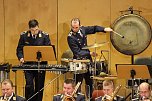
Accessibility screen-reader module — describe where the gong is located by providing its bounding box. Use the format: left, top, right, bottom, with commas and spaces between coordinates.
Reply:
111, 14, 152, 55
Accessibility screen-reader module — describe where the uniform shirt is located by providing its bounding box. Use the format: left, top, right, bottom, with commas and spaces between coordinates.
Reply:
67, 26, 105, 60
16, 30, 51, 60
53, 93, 85, 101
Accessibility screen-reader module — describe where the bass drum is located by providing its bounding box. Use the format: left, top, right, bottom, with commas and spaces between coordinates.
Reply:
111, 14, 152, 55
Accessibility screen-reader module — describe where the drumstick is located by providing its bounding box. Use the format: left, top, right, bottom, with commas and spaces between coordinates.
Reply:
112, 31, 124, 38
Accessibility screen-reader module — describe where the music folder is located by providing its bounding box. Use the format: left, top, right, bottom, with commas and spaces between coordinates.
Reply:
116, 64, 151, 79
23, 46, 56, 62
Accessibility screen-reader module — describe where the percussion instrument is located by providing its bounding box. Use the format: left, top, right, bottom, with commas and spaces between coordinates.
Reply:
111, 14, 152, 55
82, 42, 109, 49
69, 62, 88, 74
61, 58, 90, 74
12, 64, 68, 74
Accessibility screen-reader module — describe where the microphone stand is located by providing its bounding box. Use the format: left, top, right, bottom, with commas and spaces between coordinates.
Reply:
27, 74, 62, 101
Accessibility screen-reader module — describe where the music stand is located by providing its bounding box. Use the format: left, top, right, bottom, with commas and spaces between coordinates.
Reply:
23, 46, 56, 62
116, 64, 151, 100
116, 64, 151, 79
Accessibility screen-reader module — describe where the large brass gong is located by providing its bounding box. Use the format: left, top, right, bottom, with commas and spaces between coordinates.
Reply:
111, 14, 152, 55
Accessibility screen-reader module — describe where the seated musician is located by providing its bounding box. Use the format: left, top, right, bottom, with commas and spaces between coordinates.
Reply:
53, 78, 85, 101
95, 80, 124, 101
0, 79, 26, 101
138, 82, 152, 101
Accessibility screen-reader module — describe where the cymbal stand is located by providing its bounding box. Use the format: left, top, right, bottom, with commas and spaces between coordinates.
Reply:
93, 38, 97, 76
99, 50, 108, 74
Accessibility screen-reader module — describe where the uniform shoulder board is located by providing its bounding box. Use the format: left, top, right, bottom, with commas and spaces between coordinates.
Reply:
77, 92, 85, 95
42, 31, 49, 35
116, 95, 124, 98
95, 96, 102, 100
53, 93, 62, 96
20, 31, 27, 35
68, 32, 73, 36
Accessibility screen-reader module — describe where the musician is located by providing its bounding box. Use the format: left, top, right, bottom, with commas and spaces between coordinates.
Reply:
95, 80, 124, 101
53, 78, 85, 101
16, 19, 51, 101
0, 79, 26, 101
138, 82, 151, 100
67, 18, 113, 100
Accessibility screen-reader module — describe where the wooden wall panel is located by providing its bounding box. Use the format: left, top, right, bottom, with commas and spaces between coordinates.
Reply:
0, 0, 4, 62
0, 0, 152, 100
3, 0, 58, 100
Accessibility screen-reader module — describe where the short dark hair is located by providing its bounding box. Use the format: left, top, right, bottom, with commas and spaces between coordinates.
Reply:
28, 19, 39, 28
64, 78, 75, 87
1, 79, 13, 88
71, 18, 80, 26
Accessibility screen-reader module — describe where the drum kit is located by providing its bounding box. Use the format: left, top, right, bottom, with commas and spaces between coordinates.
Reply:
61, 41, 110, 75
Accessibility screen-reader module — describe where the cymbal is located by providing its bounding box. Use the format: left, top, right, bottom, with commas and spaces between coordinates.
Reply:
61, 58, 90, 62
82, 42, 109, 49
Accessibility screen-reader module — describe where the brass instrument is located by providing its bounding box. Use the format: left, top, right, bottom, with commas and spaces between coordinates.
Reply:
62, 82, 81, 101
0, 94, 8, 101
102, 85, 122, 101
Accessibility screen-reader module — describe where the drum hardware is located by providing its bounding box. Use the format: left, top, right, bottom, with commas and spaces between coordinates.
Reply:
82, 41, 109, 76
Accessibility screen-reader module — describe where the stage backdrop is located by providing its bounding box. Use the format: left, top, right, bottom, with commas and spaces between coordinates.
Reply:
0, 0, 152, 100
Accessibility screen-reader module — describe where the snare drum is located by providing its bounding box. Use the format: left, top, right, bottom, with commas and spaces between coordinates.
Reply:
69, 62, 88, 74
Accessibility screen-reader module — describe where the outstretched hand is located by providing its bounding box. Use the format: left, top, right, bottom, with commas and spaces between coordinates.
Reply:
104, 27, 113, 32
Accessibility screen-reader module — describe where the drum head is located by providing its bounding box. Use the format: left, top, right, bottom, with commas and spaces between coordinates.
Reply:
111, 14, 152, 55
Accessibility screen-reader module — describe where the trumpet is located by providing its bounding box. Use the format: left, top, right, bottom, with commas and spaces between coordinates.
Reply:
62, 82, 81, 101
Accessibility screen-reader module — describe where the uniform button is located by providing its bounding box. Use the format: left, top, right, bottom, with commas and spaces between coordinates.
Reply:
77, 39, 79, 40
79, 41, 81, 43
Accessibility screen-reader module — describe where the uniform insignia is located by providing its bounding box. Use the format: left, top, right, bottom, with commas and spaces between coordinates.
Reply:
39, 33, 42, 37
27, 32, 30, 37
68, 32, 73, 36
25, 42, 29, 44
20, 31, 27, 35
42, 31, 48, 35
13, 96, 16, 101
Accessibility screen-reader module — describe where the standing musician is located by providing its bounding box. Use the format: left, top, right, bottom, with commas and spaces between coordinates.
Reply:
53, 78, 85, 101
0, 79, 26, 101
138, 82, 152, 101
95, 80, 124, 101
16, 19, 51, 101
67, 18, 113, 100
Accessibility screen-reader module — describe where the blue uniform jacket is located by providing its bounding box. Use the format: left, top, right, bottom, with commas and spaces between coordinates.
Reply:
67, 26, 105, 60
16, 30, 51, 60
